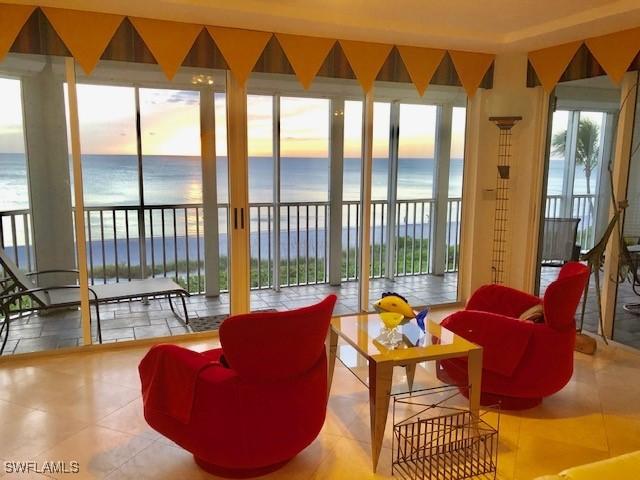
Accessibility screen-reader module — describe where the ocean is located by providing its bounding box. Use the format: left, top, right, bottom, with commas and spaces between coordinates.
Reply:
0, 153, 597, 212
0, 153, 467, 210
0, 153, 597, 267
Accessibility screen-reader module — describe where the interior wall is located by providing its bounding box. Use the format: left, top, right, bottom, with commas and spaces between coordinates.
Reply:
460, 53, 549, 299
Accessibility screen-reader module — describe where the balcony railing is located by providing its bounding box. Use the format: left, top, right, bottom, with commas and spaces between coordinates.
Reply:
0, 209, 34, 272
545, 194, 597, 250
1, 197, 462, 294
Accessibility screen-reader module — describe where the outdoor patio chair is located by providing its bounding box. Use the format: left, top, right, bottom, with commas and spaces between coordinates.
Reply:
0, 246, 188, 354
541, 217, 580, 265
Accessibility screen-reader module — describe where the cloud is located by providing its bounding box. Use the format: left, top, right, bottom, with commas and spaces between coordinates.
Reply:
165, 90, 199, 105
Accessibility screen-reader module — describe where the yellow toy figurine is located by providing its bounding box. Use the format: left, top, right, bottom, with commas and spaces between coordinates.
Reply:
373, 292, 428, 332
373, 292, 415, 319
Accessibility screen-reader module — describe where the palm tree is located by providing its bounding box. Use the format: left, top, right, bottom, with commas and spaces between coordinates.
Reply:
551, 117, 600, 213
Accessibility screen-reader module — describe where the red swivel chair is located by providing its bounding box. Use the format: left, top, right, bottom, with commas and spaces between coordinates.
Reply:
438, 262, 589, 409
138, 295, 337, 478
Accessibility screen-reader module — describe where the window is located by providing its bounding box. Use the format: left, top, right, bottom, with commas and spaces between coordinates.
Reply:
449, 107, 466, 198
247, 94, 273, 204
0, 78, 28, 211
75, 84, 138, 206
280, 96, 330, 202
140, 88, 201, 206
397, 104, 437, 200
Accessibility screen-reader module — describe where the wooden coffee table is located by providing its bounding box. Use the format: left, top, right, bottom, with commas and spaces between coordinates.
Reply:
326, 312, 483, 471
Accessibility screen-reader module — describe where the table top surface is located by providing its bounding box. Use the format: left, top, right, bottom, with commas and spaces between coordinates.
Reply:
330, 312, 479, 364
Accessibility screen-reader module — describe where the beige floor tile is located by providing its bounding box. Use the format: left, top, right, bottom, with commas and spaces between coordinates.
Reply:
33, 426, 154, 480
95, 398, 159, 440
603, 415, 640, 457
0, 400, 88, 459
3, 327, 640, 480
311, 437, 393, 479
519, 412, 609, 454
1, 468, 56, 480
514, 435, 610, 480
0, 366, 88, 408
30, 381, 140, 423
105, 441, 215, 480
38, 354, 142, 390
256, 431, 340, 480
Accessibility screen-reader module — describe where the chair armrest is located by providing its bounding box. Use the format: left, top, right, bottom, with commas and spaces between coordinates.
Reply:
442, 310, 536, 377
26, 269, 80, 279
139, 344, 233, 424
0, 285, 99, 305
466, 284, 541, 318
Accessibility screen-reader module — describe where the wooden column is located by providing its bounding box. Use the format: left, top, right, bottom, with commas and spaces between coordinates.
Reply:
601, 71, 639, 338
226, 72, 251, 314
65, 58, 91, 346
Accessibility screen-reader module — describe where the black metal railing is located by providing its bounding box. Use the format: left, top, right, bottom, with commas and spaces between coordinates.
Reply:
0, 209, 34, 272
1, 197, 462, 294
545, 194, 597, 251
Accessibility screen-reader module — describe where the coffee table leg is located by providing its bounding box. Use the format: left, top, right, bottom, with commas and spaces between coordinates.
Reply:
404, 363, 416, 392
326, 327, 338, 399
467, 347, 483, 418
369, 360, 393, 472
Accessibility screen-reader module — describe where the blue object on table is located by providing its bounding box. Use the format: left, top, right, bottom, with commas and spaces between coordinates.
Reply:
415, 308, 428, 333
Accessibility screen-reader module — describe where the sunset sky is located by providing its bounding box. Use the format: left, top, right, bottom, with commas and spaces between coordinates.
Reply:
0, 79, 467, 159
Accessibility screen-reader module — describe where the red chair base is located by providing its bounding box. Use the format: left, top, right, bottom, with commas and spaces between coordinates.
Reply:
479, 392, 542, 410
194, 456, 290, 478
436, 361, 542, 410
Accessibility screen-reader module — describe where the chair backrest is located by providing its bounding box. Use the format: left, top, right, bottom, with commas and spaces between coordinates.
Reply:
0, 246, 48, 306
543, 262, 590, 331
219, 295, 337, 381
542, 218, 580, 263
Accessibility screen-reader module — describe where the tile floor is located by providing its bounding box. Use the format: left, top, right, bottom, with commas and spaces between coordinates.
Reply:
1, 308, 640, 479
2, 274, 458, 356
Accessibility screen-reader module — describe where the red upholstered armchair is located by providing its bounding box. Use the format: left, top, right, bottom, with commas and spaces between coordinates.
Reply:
438, 262, 589, 409
138, 295, 337, 478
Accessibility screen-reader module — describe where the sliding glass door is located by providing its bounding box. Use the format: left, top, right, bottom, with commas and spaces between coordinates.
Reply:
0, 54, 86, 354
365, 99, 463, 311
536, 77, 620, 335
247, 94, 331, 310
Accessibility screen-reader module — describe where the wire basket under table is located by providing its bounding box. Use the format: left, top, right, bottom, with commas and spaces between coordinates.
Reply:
392, 388, 499, 480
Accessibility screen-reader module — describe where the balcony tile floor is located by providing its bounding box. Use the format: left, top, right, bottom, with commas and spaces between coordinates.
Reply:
2, 274, 458, 356
1, 309, 640, 479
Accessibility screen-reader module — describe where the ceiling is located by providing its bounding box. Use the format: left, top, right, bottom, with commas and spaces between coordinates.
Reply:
14, 0, 640, 52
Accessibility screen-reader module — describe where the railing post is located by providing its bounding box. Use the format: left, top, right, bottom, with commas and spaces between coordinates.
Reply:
385, 102, 400, 279
432, 104, 453, 275
329, 97, 345, 286
200, 85, 220, 296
